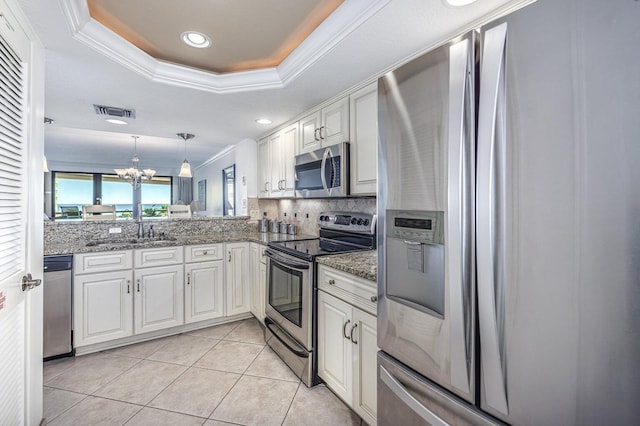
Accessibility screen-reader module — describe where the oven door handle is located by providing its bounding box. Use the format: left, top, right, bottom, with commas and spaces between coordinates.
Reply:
264, 249, 310, 270
265, 317, 309, 358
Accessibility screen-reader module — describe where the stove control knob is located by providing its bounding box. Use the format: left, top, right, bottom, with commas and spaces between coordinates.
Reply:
363, 219, 370, 226
351, 218, 358, 225
320, 215, 326, 221
357, 218, 364, 225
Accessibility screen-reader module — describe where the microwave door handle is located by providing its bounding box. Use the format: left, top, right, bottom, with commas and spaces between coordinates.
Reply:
320, 148, 330, 194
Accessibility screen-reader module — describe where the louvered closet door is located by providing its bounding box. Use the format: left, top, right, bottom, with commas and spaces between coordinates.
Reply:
0, 1, 42, 424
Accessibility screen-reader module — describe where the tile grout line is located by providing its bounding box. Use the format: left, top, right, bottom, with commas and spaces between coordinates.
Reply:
280, 381, 303, 426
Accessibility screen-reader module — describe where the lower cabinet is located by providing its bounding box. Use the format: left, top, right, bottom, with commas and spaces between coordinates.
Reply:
317, 266, 378, 425
226, 242, 250, 316
74, 269, 134, 346
184, 260, 225, 324
134, 264, 184, 334
249, 243, 266, 323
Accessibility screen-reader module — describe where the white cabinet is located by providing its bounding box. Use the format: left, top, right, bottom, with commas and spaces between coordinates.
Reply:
185, 244, 225, 324
257, 137, 271, 197
317, 265, 377, 425
226, 242, 250, 316
299, 97, 349, 154
134, 264, 184, 333
349, 82, 378, 195
249, 243, 267, 323
74, 268, 133, 346
258, 123, 297, 198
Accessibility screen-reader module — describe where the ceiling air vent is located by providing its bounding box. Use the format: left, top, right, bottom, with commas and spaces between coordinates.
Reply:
93, 104, 136, 119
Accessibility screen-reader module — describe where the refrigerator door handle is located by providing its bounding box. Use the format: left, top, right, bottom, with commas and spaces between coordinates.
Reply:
447, 35, 474, 397
476, 22, 509, 415
380, 365, 448, 426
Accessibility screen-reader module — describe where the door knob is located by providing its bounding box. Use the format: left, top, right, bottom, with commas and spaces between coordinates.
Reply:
21, 273, 42, 291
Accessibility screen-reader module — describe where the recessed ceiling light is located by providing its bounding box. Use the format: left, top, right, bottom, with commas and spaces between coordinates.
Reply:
181, 31, 212, 48
255, 118, 272, 125
444, 0, 478, 6
106, 118, 128, 125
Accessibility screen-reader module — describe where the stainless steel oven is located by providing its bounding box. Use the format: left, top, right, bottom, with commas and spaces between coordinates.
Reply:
264, 247, 315, 386
264, 211, 376, 388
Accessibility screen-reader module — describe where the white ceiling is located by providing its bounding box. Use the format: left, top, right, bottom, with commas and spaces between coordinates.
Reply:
16, 0, 529, 176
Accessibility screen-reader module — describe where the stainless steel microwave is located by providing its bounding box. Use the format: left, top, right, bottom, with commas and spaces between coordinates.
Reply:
294, 142, 349, 198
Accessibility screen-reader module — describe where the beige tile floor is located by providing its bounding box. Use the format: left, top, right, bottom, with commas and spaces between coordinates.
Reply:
43, 318, 364, 426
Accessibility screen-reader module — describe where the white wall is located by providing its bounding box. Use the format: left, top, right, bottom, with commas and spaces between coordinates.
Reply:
193, 139, 257, 216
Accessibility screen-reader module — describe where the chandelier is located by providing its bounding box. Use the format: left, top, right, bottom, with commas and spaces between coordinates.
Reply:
114, 135, 156, 188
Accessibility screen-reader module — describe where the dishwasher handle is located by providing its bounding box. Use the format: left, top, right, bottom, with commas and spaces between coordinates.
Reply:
44, 255, 73, 272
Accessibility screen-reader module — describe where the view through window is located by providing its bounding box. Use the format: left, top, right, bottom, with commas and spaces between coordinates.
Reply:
53, 172, 172, 219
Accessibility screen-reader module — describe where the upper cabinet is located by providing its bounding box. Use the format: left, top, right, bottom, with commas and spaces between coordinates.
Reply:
349, 82, 378, 195
257, 122, 298, 199
299, 97, 349, 154
257, 80, 378, 198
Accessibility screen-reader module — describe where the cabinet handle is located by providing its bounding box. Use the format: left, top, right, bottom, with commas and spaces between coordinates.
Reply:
127, 279, 131, 294
371, 295, 378, 302
328, 279, 336, 285
319, 126, 325, 140
187, 273, 190, 285
350, 323, 359, 344
343, 319, 351, 339
136, 279, 140, 292
314, 128, 320, 141
228, 251, 231, 262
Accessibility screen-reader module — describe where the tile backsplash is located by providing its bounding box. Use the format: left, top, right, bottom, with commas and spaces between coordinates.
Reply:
251, 197, 377, 236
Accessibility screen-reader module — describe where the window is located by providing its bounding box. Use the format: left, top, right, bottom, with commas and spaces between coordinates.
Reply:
53, 173, 94, 218
141, 177, 171, 217
222, 165, 235, 216
51, 172, 172, 219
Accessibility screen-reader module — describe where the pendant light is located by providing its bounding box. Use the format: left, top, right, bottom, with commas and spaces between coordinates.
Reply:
177, 133, 194, 178
114, 135, 156, 188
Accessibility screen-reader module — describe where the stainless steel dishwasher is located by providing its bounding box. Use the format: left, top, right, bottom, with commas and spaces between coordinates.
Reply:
43, 254, 73, 360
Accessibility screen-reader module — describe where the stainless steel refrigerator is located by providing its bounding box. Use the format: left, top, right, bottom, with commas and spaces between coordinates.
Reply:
376, 0, 640, 424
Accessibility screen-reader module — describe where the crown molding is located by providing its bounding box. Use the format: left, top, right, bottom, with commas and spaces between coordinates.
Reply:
58, 0, 391, 94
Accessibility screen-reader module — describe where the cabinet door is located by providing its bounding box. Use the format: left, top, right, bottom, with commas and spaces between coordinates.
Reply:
257, 137, 271, 197
249, 243, 266, 323
269, 131, 284, 197
185, 261, 224, 324
317, 290, 353, 405
281, 122, 298, 196
74, 270, 133, 347
349, 82, 378, 195
299, 111, 321, 153
134, 265, 184, 334
226, 242, 250, 316
353, 308, 378, 425
321, 97, 349, 146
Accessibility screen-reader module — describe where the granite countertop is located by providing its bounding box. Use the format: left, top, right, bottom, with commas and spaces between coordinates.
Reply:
44, 231, 315, 256
316, 250, 377, 282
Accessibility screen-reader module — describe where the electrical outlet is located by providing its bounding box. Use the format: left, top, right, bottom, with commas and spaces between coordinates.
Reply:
108, 227, 122, 234
250, 210, 260, 219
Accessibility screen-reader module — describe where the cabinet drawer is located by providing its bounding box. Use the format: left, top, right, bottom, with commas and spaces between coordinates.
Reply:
134, 246, 183, 268
185, 244, 223, 263
75, 250, 132, 274
318, 265, 377, 315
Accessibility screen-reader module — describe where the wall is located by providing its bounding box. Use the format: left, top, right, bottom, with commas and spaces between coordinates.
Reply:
254, 197, 377, 236
192, 139, 258, 217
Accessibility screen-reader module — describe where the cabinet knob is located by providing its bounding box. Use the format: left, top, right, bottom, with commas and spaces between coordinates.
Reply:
371, 295, 378, 303
329, 279, 336, 285
203, 251, 208, 255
